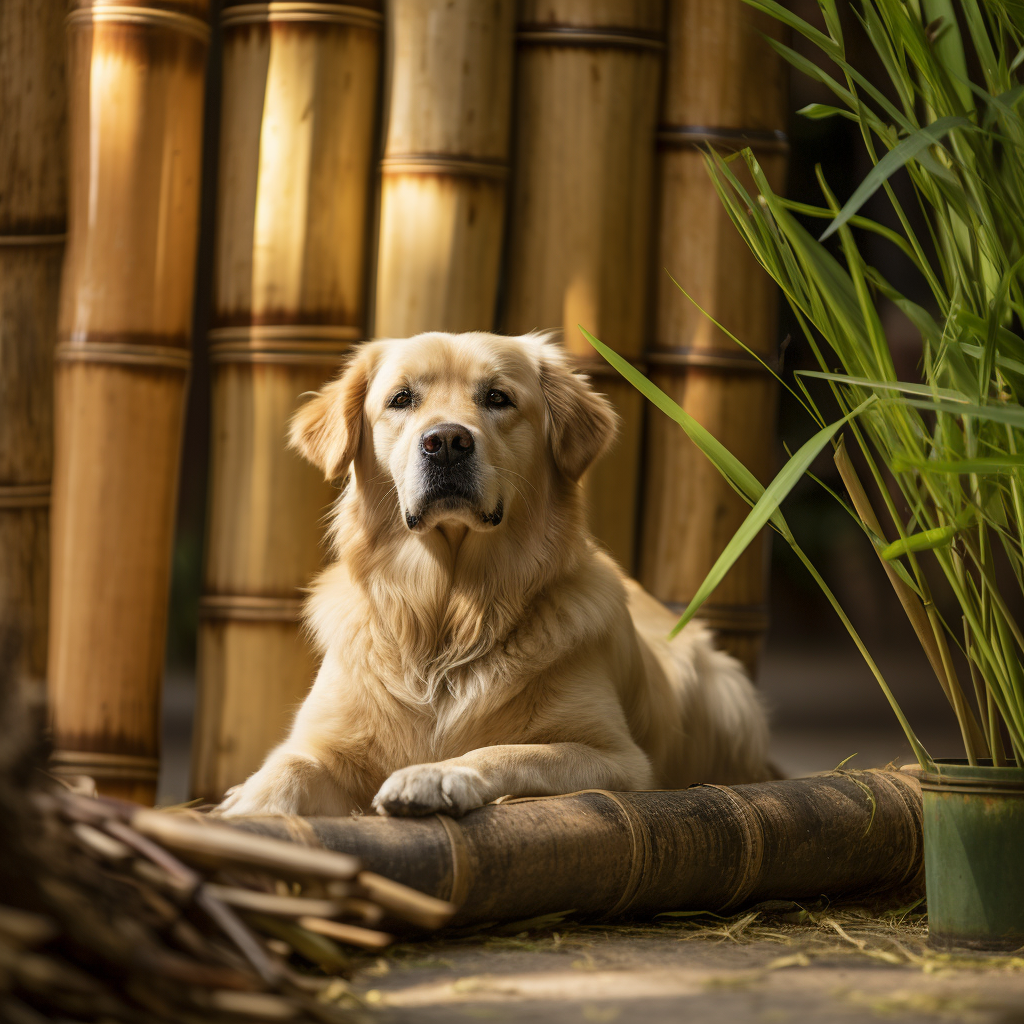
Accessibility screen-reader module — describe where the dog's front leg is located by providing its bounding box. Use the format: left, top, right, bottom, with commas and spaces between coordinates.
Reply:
215, 746, 366, 818
372, 741, 653, 817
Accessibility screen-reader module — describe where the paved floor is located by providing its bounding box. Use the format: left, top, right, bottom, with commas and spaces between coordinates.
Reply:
346, 912, 1024, 1024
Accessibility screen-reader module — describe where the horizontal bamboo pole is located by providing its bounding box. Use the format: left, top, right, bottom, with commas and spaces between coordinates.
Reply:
503, 0, 665, 571
192, 1, 383, 801
374, 0, 514, 336
48, 1, 209, 804
229, 771, 923, 927
640, 0, 788, 675
0, 2, 66, 680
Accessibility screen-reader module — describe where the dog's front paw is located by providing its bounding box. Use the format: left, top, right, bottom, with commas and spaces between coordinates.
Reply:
372, 764, 489, 817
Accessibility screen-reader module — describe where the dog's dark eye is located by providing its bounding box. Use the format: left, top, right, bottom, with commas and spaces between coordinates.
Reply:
485, 389, 513, 408
389, 389, 413, 409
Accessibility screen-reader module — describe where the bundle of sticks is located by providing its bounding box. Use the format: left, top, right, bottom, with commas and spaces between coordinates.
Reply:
0, 637, 453, 1023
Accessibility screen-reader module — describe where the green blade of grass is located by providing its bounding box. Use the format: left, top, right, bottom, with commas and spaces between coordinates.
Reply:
820, 115, 977, 240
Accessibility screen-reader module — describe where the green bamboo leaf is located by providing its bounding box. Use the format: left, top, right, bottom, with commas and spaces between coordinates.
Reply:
891, 455, 1024, 474
798, 369, 965, 403
881, 524, 958, 560
820, 115, 977, 241
895, 396, 1024, 428
670, 402, 871, 638
578, 327, 780, 524
797, 102, 858, 121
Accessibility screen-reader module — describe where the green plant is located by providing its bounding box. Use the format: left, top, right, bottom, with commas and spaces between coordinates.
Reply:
585, 0, 1024, 768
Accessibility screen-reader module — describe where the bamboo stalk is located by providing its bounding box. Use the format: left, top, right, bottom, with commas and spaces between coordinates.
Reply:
0, 2, 66, 681
230, 771, 925, 927
192, 0, 383, 800
48, 0, 209, 805
295, 916, 392, 950
374, 0, 515, 336
639, 0, 788, 675
502, 0, 665, 571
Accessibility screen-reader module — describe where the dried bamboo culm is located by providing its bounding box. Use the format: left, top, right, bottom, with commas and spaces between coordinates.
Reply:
192, 1, 383, 801
231, 770, 924, 927
502, 0, 664, 571
0, 637, 452, 1023
0, 3, 66, 683
48, 1, 209, 804
374, 0, 515, 336
639, 0, 788, 675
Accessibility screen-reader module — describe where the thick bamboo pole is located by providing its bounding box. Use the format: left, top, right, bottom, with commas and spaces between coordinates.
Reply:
374, 0, 515, 336
0, 3, 66, 681
48, 1, 209, 804
191, 1, 383, 801
230, 771, 923, 926
502, 0, 664, 571
640, 1, 788, 675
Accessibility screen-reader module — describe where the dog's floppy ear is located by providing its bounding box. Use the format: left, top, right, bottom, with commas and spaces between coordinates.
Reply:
537, 343, 618, 481
289, 343, 380, 481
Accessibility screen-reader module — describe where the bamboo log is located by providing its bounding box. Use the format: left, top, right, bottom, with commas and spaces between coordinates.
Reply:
639, 0, 788, 675
374, 0, 515, 336
192, 1, 383, 801
0, 3, 66, 680
229, 771, 924, 926
502, 0, 664, 571
48, 1, 209, 804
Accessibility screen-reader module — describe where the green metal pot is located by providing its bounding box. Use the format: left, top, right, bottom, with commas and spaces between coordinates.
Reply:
908, 759, 1024, 951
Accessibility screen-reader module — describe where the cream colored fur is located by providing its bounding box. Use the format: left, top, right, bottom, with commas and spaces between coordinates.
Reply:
217, 331, 772, 819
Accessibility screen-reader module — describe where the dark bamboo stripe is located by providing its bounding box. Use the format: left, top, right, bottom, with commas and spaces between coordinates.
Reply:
66, 5, 211, 42
0, 233, 66, 247
380, 155, 509, 180
517, 25, 665, 52
200, 595, 305, 622
222, 2, 383, 29
50, 750, 161, 783
55, 342, 191, 371
657, 125, 789, 154
647, 348, 774, 374
0, 483, 50, 510
663, 602, 770, 633
208, 325, 357, 365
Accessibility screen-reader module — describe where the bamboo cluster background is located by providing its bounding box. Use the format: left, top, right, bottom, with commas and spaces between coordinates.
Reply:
25, 0, 787, 802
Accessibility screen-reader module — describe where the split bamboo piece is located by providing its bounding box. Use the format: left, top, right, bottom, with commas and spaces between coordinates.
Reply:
639, 0, 788, 675
192, 0, 383, 801
231, 770, 924, 927
48, 0, 209, 804
502, 0, 665, 571
374, 0, 515, 336
0, 3, 66, 681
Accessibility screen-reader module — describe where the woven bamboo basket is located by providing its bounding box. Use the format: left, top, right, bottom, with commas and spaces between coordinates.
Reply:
191, 0, 383, 801
502, 0, 664, 571
639, 0, 788, 675
374, 0, 515, 336
47, 0, 208, 804
0, 2, 66, 682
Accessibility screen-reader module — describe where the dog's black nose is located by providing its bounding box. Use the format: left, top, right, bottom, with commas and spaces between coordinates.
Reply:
420, 423, 475, 465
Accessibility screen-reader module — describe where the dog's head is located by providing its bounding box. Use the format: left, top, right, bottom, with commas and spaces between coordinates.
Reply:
289, 332, 618, 535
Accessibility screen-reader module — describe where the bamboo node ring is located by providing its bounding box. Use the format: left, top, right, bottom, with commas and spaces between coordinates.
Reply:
696, 784, 765, 912
581, 790, 653, 919
663, 602, 770, 635
56, 342, 191, 372
221, 3, 384, 29
209, 325, 359, 365
66, 6, 211, 43
199, 595, 306, 623
380, 155, 509, 180
50, 750, 161, 784
0, 483, 51, 510
657, 125, 789, 155
646, 347, 777, 374
0, 233, 66, 247
516, 25, 665, 52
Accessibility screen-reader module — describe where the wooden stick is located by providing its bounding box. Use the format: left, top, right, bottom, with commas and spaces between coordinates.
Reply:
131, 809, 360, 882
296, 916, 392, 951
202, 884, 344, 920
355, 871, 456, 930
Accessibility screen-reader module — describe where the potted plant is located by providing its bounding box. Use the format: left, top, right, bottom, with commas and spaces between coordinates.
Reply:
585, 0, 1024, 950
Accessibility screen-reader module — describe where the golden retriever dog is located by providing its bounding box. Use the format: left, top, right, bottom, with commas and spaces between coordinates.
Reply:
217, 331, 772, 818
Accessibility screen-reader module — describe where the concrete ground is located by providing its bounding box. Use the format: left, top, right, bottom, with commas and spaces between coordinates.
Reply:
345, 911, 1024, 1024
